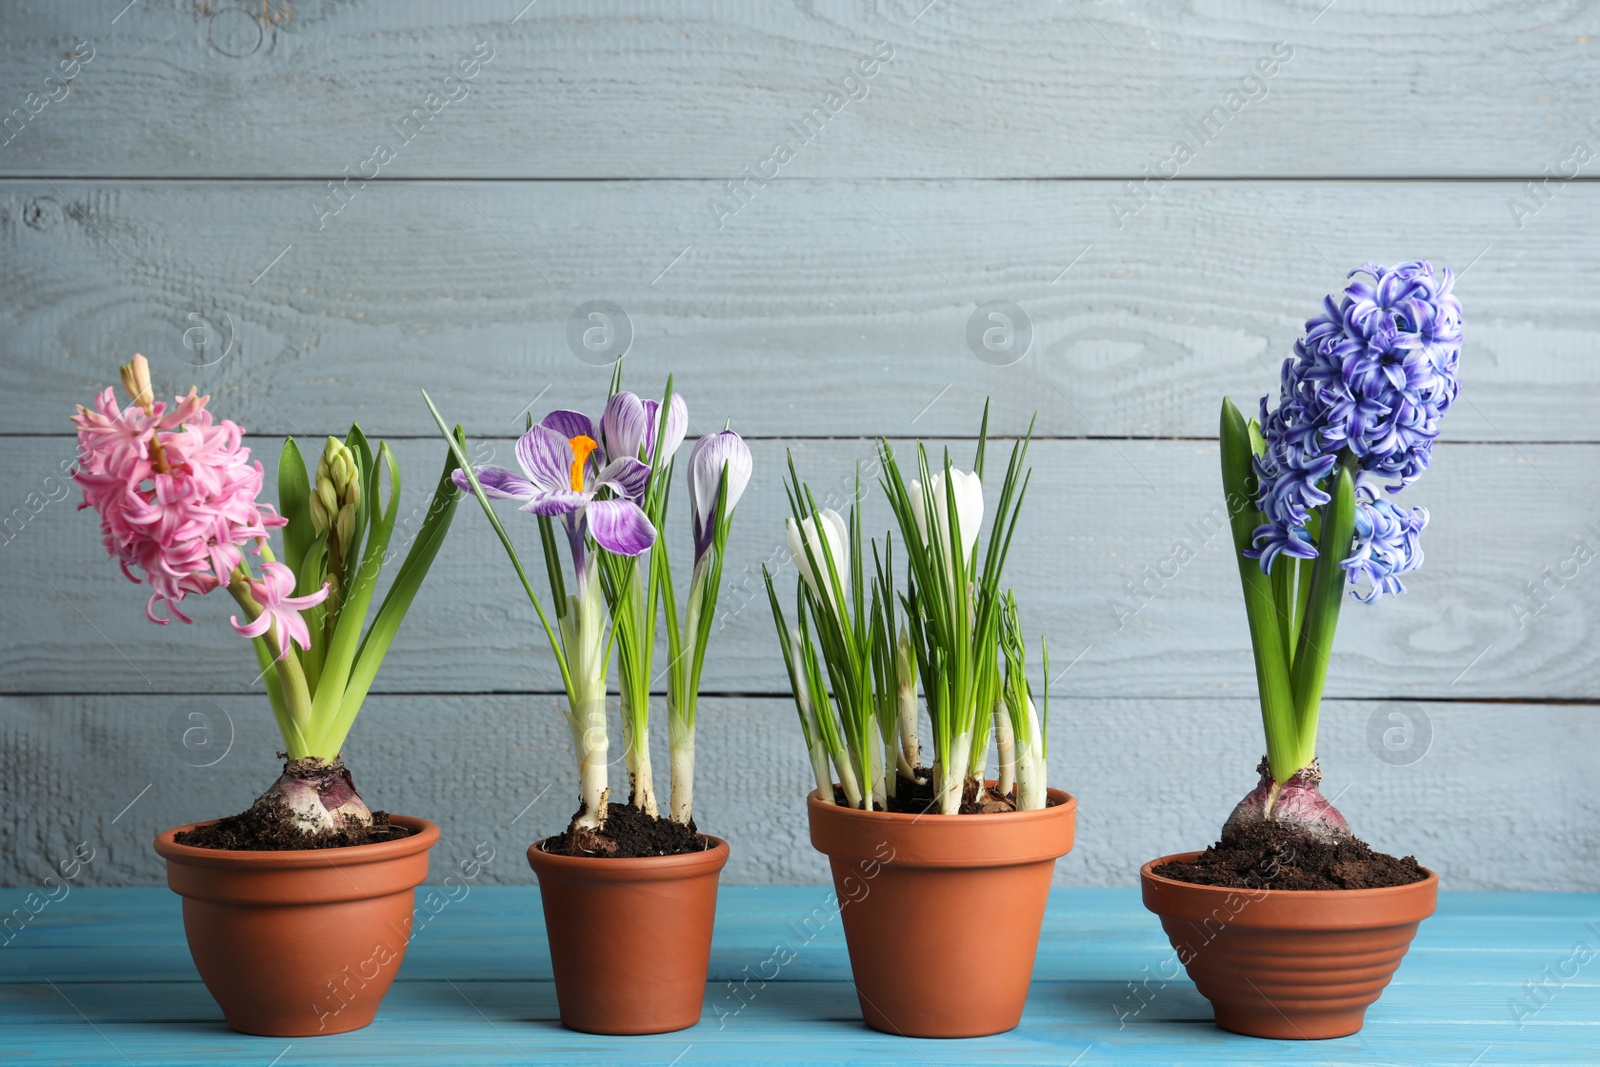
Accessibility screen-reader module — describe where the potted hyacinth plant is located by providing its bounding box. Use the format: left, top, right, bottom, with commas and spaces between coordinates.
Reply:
424, 373, 750, 1035
1141, 261, 1457, 1040
74, 356, 462, 1037
763, 405, 1076, 1039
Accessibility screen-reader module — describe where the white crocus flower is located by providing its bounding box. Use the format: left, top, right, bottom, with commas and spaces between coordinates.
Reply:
786, 509, 849, 608
909, 468, 984, 572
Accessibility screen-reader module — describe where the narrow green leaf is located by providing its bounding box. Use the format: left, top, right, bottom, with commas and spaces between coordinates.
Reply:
295, 531, 330, 690
307, 437, 400, 753
537, 515, 569, 614
1289, 463, 1357, 764
1221, 397, 1299, 782
421, 389, 574, 697
318, 435, 465, 755
278, 438, 312, 581
342, 424, 376, 600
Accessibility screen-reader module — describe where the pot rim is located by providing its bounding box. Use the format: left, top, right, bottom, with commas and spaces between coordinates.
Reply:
808, 787, 1076, 868
804, 786, 1076, 825
153, 814, 439, 869
526, 834, 730, 875
1140, 850, 1438, 900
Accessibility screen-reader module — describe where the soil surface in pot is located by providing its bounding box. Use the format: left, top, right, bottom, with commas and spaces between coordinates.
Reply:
1153, 821, 1427, 890
541, 802, 712, 858
174, 804, 408, 851
830, 767, 1065, 815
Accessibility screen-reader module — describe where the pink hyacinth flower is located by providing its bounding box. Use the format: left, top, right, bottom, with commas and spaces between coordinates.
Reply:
230, 562, 329, 660
72, 382, 285, 624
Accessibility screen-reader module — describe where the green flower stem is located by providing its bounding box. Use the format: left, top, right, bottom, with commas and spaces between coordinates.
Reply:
1290, 462, 1357, 759
227, 568, 314, 758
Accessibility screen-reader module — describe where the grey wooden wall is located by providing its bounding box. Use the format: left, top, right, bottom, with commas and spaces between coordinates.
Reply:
1, 0, 1596, 890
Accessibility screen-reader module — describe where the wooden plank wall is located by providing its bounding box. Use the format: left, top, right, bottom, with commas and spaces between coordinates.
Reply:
1, 1, 1595, 889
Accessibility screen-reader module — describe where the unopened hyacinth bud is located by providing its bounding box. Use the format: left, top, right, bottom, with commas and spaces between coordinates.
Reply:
119, 354, 155, 414
312, 437, 361, 550
313, 437, 361, 616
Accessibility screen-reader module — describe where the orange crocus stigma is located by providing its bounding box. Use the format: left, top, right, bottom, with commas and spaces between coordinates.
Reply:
568, 435, 599, 491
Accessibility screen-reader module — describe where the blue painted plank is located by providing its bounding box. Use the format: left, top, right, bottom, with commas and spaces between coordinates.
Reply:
5, 888, 1599, 983
2, 179, 1594, 442
0, 888, 1594, 1065
1, 981, 1595, 1066
0, 1, 1593, 180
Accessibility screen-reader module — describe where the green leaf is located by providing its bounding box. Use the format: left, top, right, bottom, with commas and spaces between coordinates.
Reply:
973, 398, 990, 482
306, 437, 400, 755
278, 438, 312, 580
1040, 635, 1050, 757
343, 424, 376, 599
686, 462, 734, 713
318, 435, 465, 755
295, 531, 330, 690
537, 515, 568, 616
421, 389, 574, 698
1289, 462, 1357, 764
250, 632, 306, 758
1220, 397, 1299, 782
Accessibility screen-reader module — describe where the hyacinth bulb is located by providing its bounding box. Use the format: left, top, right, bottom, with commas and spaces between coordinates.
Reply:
253, 756, 373, 835
1223, 758, 1351, 844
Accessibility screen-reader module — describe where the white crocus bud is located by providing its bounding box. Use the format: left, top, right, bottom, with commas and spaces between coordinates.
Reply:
786, 508, 849, 609
908, 468, 983, 574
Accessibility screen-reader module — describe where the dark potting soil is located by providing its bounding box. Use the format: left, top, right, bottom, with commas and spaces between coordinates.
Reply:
830, 768, 1063, 815
540, 802, 712, 858
173, 803, 408, 851
1153, 820, 1428, 891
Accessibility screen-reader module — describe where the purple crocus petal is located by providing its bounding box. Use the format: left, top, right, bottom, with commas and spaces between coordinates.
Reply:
594, 455, 651, 501
688, 430, 752, 559
452, 465, 537, 500
540, 409, 596, 444
515, 425, 577, 494
587, 497, 657, 556
520, 488, 589, 517
561, 512, 589, 576
599, 392, 649, 461
655, 393, 689, 463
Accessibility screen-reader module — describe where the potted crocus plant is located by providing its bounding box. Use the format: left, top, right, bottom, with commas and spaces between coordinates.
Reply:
763, 405, 1076, 1038
73, 357, 462, 1036
425, 375, 750, 1035
1141, 261, 1458, 1039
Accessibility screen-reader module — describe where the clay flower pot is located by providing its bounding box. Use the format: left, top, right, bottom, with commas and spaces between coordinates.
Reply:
526, 836, 730, 1035
153, 815, 439, 1037
806, 787, 1077, 1038
1140, 852, 1438, 1039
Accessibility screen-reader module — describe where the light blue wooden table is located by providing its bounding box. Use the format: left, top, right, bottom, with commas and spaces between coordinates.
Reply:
2, 886, 1594, 1065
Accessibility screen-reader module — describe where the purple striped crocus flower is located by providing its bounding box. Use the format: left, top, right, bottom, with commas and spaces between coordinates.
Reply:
452, 409, 657, 563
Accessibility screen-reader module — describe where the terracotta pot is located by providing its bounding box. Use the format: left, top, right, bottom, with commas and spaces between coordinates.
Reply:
153, 815, 439, 1037
806, 787, 1077, 1038
1140, 852, 1438, 1039
526, 836, 730, 1034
